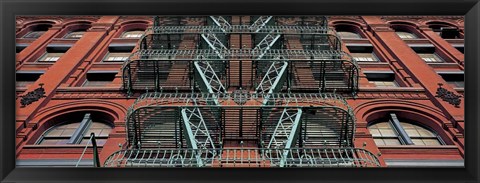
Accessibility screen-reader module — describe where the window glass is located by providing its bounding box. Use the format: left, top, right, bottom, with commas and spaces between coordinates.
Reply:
37, 119, 113, 146
38, 122, 81, 145
337, 31, 361, 39
383, 138, 402, 145
369, 120, 444, 146
369, 81, 398, 87
23, 31, 46, 39
418, 53, 444, 63
351, 53, 379, 62
16, 73, 43, 88
121, 30, 144, 38
64, 31, 85, 39
82, 72, 117, 87
447, 81, 464, 88
396, 31, 417, 39
38, 53, 64, 62
84, 122, 112, 138
402, 121, 442, 146
368, 122, 402, 146
103, 52, 130, 62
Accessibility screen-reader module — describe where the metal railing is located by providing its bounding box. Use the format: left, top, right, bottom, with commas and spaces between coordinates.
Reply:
127, 92, 353, 115
149, 25, 333, 35
104, 147, 380, 168
126, 49, 354, 61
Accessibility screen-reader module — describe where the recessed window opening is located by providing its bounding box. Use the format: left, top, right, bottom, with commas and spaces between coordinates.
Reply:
83, 72, 117, 87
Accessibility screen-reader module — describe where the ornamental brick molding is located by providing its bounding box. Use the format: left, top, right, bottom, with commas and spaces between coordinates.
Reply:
435, 83, 462, 108
20, 83, 46, 107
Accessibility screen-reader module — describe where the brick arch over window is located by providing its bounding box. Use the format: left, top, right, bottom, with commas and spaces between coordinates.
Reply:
32, 111, 114, 145
425, 21, 464, 39
331, 21, 366, 39
114, 20, 151, 38
426, 21, 458, 28
16, 21, 56, 38
354, 100, 455, 145
28, 100, 128, 144
57, 21, 94, 38
388, 21, 424, 39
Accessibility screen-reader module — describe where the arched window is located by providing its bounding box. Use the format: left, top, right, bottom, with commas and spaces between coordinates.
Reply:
64, 30, 86, 39
22, 24, 52, 39
23, 31, 47, 39
368, 122, 402, 145
367, 113, 443, 146
121, 30, 145, 38
36, 113, 113, 146
428, 23, 462, 39
400, 122, 442, 146
334, 23, 363, 39
337, 31, 362, 39
395, 31, 417, 39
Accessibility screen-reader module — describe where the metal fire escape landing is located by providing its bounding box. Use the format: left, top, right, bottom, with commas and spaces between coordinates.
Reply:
123, 46, 358, 94
125, 92, 355, 149
104, 147, 380, 167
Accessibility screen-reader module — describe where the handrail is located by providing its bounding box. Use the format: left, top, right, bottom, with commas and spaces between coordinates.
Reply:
126, 49, 354, 61
148, 25, 335, 35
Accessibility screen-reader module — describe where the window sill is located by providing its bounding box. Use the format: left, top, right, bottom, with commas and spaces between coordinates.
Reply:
377, 145, 462, 156
358, 62, 389, 66
23, 144, 104, 148
427, 62, 462, 69
56, 86, 122, 91
378, 145, 458, 149
378, 145, 461, 158
97, 61, 126, 64
359, 87, 425, 92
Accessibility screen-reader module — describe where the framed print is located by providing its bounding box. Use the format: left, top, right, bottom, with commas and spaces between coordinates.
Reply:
1, 0, 479, 183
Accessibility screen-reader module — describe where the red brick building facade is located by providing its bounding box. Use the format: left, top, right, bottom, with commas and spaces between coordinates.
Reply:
15, 16, 464, 167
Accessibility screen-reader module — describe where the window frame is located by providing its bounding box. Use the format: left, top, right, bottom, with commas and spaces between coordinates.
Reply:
368, 113, 445, 146
35, 113, 113, 146
351, 52, 380, 62
368, 121, 404, 146
121, 30, 145, 38
37, 52, 64, 62
395, 31, 418, 39
364, 72, 399, 87
82, 72, 117, 87
102, 52, 131, 62
337, 31, 362, 39
417, 53, 444, 63
438, 73, 465, 88
16, 72, 44, 88
22, 31, 47, 39
368, 80, 399, 87
63, 31, 86, 39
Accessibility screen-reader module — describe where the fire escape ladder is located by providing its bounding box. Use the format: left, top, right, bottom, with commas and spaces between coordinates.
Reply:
201, 32, 228, 59
209, 16, 231, 32
181, 107, 217, 150
254, 33, 281, 60
255, 61, 288, 105
181, 106, 218, 167
250, 16, 273, 32
198, 18, 229, 93
193, 56, 225, 106
266, 108, 303, 167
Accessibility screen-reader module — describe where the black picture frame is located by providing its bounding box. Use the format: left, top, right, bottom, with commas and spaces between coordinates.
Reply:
1, 0, 479, 182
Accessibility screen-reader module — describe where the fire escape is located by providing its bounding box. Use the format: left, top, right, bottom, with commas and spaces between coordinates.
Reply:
106, 16, 378, 167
